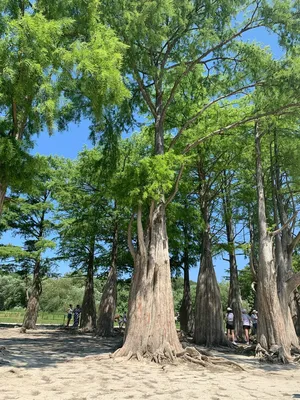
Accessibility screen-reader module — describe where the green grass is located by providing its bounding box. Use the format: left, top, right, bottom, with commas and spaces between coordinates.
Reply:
0, 311, 65, 325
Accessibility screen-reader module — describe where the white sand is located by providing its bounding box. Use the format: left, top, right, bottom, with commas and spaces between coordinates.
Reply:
0, 327, 299, 400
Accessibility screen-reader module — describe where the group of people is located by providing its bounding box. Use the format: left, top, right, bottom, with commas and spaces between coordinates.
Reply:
226, 307, 258, 345
66, 304, 81, 328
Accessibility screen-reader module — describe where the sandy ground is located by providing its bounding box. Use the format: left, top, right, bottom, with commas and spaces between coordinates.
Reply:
0, 327, 300, 400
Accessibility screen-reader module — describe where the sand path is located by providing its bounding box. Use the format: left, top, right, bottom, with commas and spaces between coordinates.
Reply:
0, 327, 299, 400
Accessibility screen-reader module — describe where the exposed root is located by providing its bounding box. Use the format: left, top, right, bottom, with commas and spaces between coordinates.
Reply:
255, 343, 290, 364
125, 351, 133, 361
184, 354, 207, 367
209, 359, 246, 371
110, 343, 245, 370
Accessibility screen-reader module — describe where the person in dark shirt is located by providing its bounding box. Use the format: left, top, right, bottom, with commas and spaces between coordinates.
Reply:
73, 305, 81, 328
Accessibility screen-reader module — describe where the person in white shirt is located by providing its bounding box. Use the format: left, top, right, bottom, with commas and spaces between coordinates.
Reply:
226, 307, 236, 344
66, 304, 73, 327
242, 309, 252, 344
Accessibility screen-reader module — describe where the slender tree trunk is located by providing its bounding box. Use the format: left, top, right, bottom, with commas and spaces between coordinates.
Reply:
194, 158, 227, 346
194, 228, 227, 346
179, 247, 194, 335
255, 124, 291, 358
248, 212, 258, 309
228, 251, 243, 339
22, 260, 42, 329
117, 202, 182, 358
222, 172, 243, 339
80, 240, 96, 330
291, 291, 300, 337
0, 183, 7, 216
97, 220, 118, 336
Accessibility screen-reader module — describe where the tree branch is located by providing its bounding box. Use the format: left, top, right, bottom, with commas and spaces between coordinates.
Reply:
183, 102, 300, 154
127, 214, 136, 261
166, 164, 185, 206
286, 272, 300, 296
162, 5, 263, 119
288, 231, 300, 253
169, 81, 263, 150
145, 200, 155, 249
133, 69, 157, 117
165, 56, 245, 71
271, 212, 298, 236
137, 204, 147, 257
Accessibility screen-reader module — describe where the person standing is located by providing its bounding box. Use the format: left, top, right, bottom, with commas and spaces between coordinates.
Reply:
242, 309, 252, 344
73, 305, 81, 328
119, 312, 127, 329
250, 310, 258, 335
66, 304, 73, 327
226, 307, 236, 344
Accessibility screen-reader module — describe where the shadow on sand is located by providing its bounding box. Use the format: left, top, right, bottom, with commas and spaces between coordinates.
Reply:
0, 326, 123, 369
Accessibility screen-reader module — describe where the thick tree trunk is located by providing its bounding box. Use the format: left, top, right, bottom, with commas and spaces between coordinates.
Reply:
0, 183, 7, 216
271, 131, 299, 347
255, 125, 291, 358
80, 242, 96, 330
117, 203, 182, 358
22, 260, 42, 329
97, 221, 118, 336
194, 229, 227, 346
179, 248, 194, 335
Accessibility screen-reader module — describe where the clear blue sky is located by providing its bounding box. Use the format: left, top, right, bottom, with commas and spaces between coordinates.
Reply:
2, 26, 283, 282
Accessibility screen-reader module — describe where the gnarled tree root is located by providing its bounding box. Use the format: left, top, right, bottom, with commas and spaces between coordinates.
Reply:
255, 343, 291, 364
111, 344, 245, 370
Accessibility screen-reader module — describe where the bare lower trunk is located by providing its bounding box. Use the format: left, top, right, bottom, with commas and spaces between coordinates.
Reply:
179, 249, 194, 335
255, 125, 291, 358
80, 244, 96, 330
0, 183, 7, 215
117, 203, 182, 358
271, 130, 299, 348
222, 177, 243, 339
194, 230, 227, 346
228, 252, 243, 339
291, 291, 300, 337
248, 213, 258, 309
22, 261, 42, 329
97, 221, 118, 336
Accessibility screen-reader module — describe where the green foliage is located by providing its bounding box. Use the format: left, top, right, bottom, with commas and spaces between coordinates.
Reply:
238, 265, 255, 308
219, 280, 230, 312
0, 273, 26, 310
0, 156, 57, 279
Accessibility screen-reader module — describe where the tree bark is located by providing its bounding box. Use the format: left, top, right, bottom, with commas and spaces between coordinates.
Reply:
228, 250, 243, 339
0, 183, 7, 216
222, 171, 243, 339
248, 212, 258, 309
194, 226, 227, 346
80, 240, 96, 330
291, 290, 300, 337
97, 220, 118, 336
114, 84, 182, 358
22, 259, 42, 329
179, 247, 194, 335
194, 157, 227, 347
255, 124, 291, 358
117, 202, 182, 358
